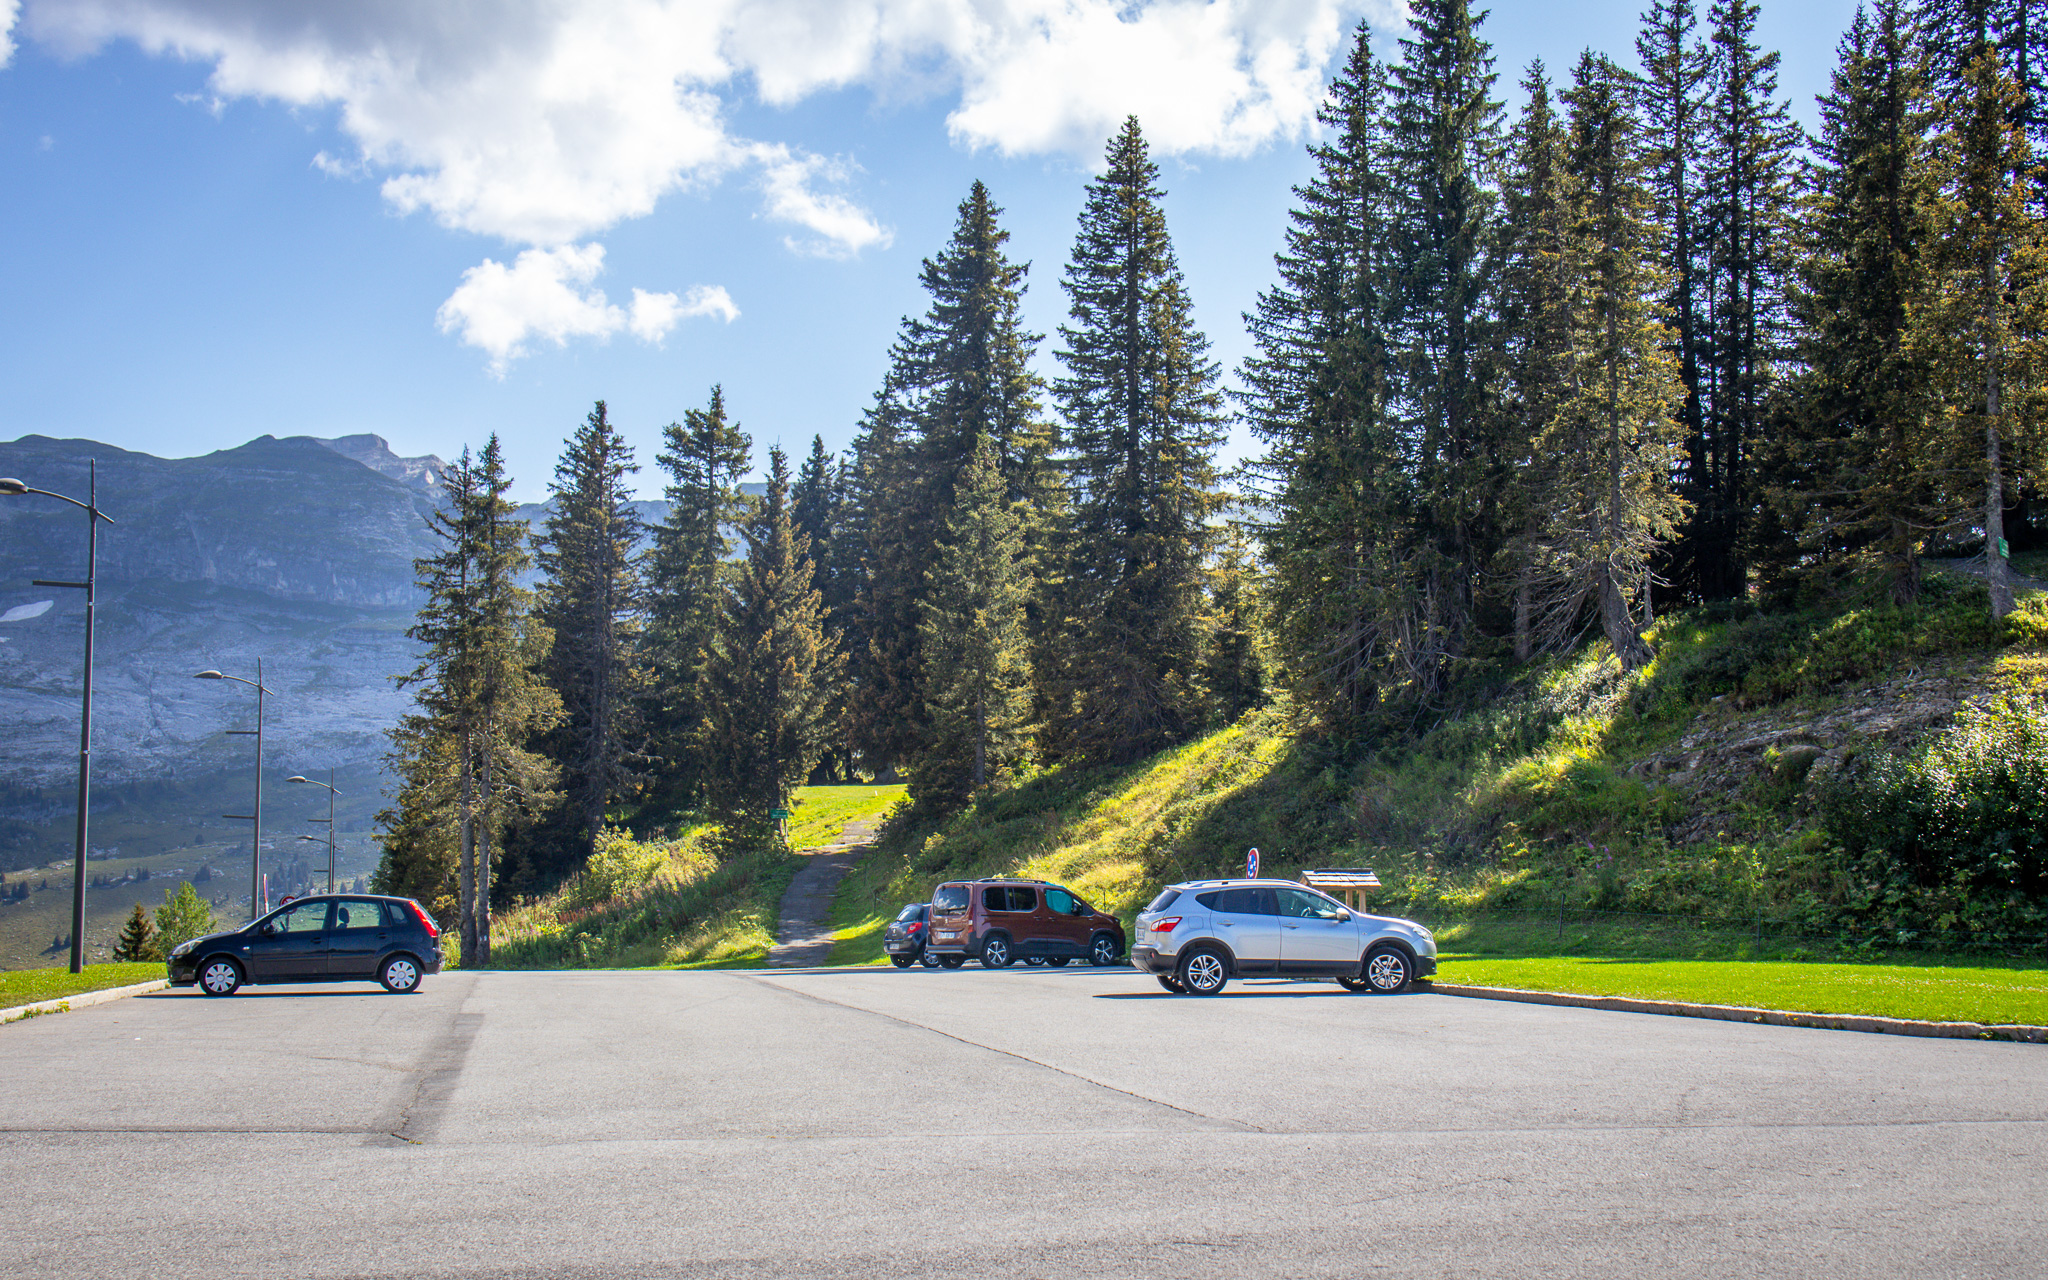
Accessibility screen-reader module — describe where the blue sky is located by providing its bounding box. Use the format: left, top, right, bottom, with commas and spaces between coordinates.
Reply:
0, 0, 1858, 501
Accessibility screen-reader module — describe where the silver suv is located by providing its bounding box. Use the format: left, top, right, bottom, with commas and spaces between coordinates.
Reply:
1130, 879, 1437, 995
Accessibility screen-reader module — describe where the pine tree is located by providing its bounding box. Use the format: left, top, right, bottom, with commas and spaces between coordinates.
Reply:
1201, 522, 1270, 724
698, 446, 844, 835
847, 379, 925, 779
535, 401, 647, 851
1685, 0, 1803, 599
1783, 0, 1945, 602
1521, 52, 1685, 668
1496, 61, 1582, 661
153, 881, 216, 956
380, 438, 558, 964
644, 386, 753, 810
1636, 0, 1715, 599
913, 435, 1033, 806
1053, 117, 1228, 763
1924, 39, 2048, 617
1387, 0, 1507, 687
792, 434, 853, 782
1241, 24, 1410, 732
113, 902, 159, 962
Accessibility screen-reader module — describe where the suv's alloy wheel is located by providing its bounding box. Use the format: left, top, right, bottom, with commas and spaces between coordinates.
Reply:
1363, 945, 1412, 993
981, 934, 1014, 968
1178, 949, 1228, 995
1089, 933, 1119, 966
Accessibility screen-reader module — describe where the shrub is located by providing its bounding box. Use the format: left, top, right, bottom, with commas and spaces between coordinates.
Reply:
1820, 696, 2048, 901
154, 882, 216, 954
563, 828, 671, 910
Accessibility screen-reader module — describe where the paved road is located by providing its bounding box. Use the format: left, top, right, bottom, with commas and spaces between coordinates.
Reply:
2, 965, 2042, 1278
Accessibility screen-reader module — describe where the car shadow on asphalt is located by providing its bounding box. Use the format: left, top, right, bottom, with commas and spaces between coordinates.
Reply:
142, 989, 392, 999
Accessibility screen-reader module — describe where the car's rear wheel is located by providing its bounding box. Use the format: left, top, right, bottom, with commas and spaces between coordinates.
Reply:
1177, 948, 1229, 995
1363, 945, 1412, 993
198, 958, 242, 997
1089, 933, 1120, 966
890, 954, 913, 968
1156, 974, 1185, 994
939, 956, 965, 969
980, 933, 1014, 968
1024, 955, 1046, 967
379, 955, 423, 994
1045, 956, 1071, 967
918, 948, 941, 968
1336, 975, 1369, 992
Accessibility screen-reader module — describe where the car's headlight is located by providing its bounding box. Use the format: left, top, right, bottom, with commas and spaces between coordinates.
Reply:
170, 939, 197, 958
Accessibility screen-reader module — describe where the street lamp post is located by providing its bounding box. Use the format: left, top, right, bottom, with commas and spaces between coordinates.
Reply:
2, 464, 118, 974
195, 662, 272, 920
288, 770, 341, 894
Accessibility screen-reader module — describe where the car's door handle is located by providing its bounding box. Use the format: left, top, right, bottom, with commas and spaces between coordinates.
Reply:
1283, 924, 1300, 930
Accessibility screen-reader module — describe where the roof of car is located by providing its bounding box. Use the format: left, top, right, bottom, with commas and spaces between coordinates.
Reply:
1167, 879, 1326, 891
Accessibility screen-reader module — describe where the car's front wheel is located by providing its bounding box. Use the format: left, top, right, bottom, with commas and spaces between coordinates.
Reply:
198, 958, 243, 997
1156, 974, 1185, 994
379, 955, 423, 994
918, 948, 941, 968
1362, 945, 1412, 993
1089, 933, 1121, 966
890, 954, 913, 968
980, 933, 1014, 969
939, 956, 965, 969
1044, 956, 1071, 967
1176, 948, 1229, 995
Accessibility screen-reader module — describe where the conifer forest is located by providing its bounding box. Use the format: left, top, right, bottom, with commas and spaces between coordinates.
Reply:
373, 0, 2048, 955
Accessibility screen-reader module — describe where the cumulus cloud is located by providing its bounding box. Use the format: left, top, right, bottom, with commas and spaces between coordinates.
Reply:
17, 0, 1390, 361
434, 244, 732, 376
0, 0, 17, 68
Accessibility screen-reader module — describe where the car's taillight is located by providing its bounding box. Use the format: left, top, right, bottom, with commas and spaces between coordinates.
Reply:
908, 922, 924, 934
1152, 917, 1180, 933
409, 901, 440, 939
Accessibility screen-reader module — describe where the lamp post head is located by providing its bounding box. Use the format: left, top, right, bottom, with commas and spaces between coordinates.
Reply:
194, 670, 224, 680
287, 775, 309, 784
0, 478, 27, 496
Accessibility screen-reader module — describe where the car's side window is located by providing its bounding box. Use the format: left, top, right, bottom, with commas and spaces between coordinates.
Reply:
334, 899, 387, 931
1277, 888, 1344, 920
270, 901, 329, 933
382, 902, 414, 928
1045, 888, 1076, 915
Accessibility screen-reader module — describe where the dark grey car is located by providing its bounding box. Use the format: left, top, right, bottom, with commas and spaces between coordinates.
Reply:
167, 894, 444, 996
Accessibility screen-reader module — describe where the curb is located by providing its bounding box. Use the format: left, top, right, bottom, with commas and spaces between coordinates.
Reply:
0, 979, 169, 1025
1425, 981, 2048, 1044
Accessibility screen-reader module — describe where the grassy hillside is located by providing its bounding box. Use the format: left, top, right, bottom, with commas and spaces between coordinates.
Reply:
831, 575, 2048, 967
487, 784, 903, 970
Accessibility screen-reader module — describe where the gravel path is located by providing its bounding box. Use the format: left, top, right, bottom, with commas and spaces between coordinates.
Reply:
766, 817, 878, 968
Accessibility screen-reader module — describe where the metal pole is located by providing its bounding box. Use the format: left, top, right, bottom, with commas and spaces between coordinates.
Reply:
327, 766, 336, 894
66, 462, 98, 974
253, 657, 264, 917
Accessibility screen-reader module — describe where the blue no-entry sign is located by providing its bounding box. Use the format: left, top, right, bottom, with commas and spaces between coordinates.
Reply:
1246, 848, 1260, 878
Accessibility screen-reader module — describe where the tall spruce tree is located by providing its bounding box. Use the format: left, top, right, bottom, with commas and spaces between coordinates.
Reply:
1784, 0, 1945, 603
913, 435, 1033, 806
1241, 25, 1410, 731
791, 434, 853, 782
1052, 117, 1228, 763
847, 380, 925, 779
1387, 0, 1507, 688
1685, 0, 1802, 599
535, 402, 647, 856
1925, 40, 2048, 617
1523, 52, 1684, 668
1201, 522, 1270, 725
698, 446, 843, 834
644, 386, 752, 809
1636, 0, 1714, 597
379, 439, 557, 962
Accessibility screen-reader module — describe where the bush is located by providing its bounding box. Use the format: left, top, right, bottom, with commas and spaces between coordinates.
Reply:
1821, 696, 2048, 902
564, 828, 669, 910
153, 882, 216, 954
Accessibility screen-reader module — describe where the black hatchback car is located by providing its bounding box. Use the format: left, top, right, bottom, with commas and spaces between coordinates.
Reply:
167, 894, 444, 996
884, 902, 938, 968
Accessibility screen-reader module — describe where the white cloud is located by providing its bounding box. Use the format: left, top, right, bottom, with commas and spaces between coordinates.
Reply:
434, 244, 731, 376
751, 143, 893, 259
0, 0, 17, 68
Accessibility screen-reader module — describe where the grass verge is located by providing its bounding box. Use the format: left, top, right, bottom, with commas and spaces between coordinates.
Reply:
1434, 954, 2048, 1026
0, 962, 163, 1008
787, 785, 906, 850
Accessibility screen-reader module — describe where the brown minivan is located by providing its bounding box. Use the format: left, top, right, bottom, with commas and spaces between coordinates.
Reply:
924, 878, 1126, 969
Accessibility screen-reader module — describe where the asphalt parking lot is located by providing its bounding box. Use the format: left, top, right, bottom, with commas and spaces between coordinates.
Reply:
2, 963, 2042, 1279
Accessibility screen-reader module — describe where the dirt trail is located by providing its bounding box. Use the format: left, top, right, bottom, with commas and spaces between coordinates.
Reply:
765, 817, 878, 968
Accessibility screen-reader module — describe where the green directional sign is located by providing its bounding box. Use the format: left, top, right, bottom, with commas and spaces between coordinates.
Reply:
770, 808, 793, 820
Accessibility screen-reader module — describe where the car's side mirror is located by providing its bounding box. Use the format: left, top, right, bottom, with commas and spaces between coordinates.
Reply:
1335, 909, 1351, 922
260, 922, 278, 936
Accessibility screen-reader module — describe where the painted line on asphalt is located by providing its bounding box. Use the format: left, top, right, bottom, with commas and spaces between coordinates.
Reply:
1427, 981, 2048, 1043
0, 979, 168, 1025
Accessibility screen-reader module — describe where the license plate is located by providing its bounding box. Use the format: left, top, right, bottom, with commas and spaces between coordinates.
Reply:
939, 931, 957, 940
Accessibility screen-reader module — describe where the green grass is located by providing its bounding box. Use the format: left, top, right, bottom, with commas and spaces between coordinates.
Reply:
0, 962, 164, 1010
1435, 954, 2048, 1026
786, 784, 905, 850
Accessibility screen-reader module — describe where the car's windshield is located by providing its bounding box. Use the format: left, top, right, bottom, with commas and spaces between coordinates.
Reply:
895, 903, 926, 922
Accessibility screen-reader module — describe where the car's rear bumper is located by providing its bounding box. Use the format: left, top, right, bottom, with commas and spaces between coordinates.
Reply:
1130, 945, 1175, 975
883, 937, 925, 956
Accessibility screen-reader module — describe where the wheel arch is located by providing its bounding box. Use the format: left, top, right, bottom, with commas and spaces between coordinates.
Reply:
1360, 937, 1418, 972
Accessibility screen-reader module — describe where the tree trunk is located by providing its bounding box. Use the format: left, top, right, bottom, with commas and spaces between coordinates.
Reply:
1984, 272, 2015, 618
458, 730, 476, 966
1513, 576, 1533, 664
